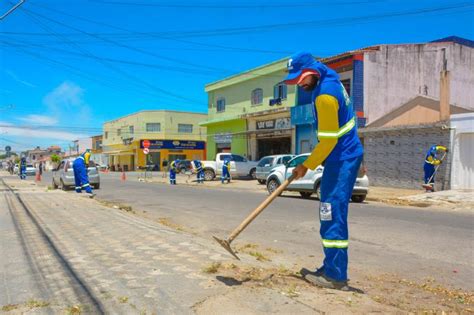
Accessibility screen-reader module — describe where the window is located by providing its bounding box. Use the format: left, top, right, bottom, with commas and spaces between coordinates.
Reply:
273, 83, 287, 100
178, 124, 193, 133
251, 88, 263, 105
95, 140, 102, 149
257, 157, 274, 167
288, 155, 308, 168
217, 97, 226, 112
129, 126, 134, 134
104, 131, 108, 139
146, 123, 161, 132
117, 128, 121, 136
341, 79, 351, 96
219, 154, 231, 161
282, 155, 293, 165
231, 154, 246, 162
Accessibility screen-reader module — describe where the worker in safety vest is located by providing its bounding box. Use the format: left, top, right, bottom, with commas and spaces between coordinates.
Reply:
423, 145, 448, 192
193, 160, 204, 183
73, 149, 94, 197
285, 52, 363, 290
221, 159, 231, 184
19, 157, 27, 180
169, 159, 179, 185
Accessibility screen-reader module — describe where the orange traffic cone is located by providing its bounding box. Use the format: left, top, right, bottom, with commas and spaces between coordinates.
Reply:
121, 171, 126, 181
35, 172, 41, 182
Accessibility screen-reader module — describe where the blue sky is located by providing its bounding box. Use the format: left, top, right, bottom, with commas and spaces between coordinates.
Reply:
0, 0, 473, 152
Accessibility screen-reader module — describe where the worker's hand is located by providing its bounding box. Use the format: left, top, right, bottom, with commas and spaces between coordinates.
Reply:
292, 164, 308, 179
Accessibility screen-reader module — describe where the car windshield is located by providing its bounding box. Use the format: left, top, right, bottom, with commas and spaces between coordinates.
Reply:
287, 155, 308, 168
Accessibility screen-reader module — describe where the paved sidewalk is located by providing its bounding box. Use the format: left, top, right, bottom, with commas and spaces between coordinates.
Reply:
2, 177, 401, 314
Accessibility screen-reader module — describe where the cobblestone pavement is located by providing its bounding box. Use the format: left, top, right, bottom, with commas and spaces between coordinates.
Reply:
1, 178, 230, 314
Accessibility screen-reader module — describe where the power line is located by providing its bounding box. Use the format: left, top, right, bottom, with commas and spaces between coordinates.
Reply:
18, 7, 207, 106
88, 0, 385, 9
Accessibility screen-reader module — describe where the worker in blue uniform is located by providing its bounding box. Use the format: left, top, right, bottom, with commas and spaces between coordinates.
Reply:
423, 145, 448, 192
221, 159, 231, 184
19, 157, 27, 180
169, 159, 179, 185
284, 52, 363, 290
73, 150, 94, 197
193, 160, 204, 183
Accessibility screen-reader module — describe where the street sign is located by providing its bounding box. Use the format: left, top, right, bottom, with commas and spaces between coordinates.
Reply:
143, 139, 150, 148
143, 148, 150, 155
5, 145, 11, 152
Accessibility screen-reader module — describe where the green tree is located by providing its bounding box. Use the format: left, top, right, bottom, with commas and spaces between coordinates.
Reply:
50, 154, 61, 164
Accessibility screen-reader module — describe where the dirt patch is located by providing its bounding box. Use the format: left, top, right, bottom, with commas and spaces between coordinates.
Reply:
197, 262, 473, 313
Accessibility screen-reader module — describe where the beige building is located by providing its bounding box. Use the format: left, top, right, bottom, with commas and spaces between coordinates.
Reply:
103, 110, 207, 171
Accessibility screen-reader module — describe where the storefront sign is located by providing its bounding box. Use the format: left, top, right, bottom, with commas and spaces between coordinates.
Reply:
214, 133, 232, 144
257, 117, 291, 130
140, 140, 205, 150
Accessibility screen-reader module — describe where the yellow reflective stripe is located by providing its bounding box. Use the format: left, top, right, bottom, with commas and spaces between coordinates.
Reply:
322, 239, 349, 248
317, 117, 355, 139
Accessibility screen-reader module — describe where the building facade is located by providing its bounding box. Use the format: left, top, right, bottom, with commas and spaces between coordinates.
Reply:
102, 110, 207, 171
202, 58, 297, 161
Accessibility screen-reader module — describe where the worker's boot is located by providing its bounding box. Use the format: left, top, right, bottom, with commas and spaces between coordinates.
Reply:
300, 267, 324, 278
304, 273, 349, 291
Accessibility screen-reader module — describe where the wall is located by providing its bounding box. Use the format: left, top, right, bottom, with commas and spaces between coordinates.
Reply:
206, 120, 247, 160
364, 43, 474, 124
450, 113, 474, 189
362, 125, 451, 189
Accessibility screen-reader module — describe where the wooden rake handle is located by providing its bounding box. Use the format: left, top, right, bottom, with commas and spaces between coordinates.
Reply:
228, 174, 296, 243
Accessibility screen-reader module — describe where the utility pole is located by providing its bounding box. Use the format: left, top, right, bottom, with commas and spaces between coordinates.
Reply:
0, 0, 25, 20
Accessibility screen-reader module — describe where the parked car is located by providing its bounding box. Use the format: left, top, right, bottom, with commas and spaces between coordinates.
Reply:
201, 153, 258, 181
256, 154, 295, 184
25, 164, 36, 176
52, 158, 100, 190
266, 153, 369, 202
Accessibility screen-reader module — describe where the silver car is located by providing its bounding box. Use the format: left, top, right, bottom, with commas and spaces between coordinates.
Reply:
256, 154, 295, 184
266, 153, 369, 202
25, 164, 36, 176
52, 158, 100, 190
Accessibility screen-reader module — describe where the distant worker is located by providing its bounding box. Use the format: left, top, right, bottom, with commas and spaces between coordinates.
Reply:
169, 159, 179, 185
423, 145, 448, 192
193, 159, 204, 184
19, 157, 26, 180
221, 159, 231, 184
73, 149, 95, 198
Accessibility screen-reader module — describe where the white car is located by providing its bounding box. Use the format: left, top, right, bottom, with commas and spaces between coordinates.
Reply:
266, 153, 369, 202
201, 153, 258, 181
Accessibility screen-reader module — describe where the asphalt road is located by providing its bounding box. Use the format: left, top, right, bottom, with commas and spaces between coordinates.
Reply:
39, 171, 473, 291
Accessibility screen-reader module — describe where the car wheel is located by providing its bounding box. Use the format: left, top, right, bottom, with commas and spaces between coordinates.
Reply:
351, 195, 366, 203
52, 178, 58, 189
266, 178, 281, 195
314, 182, 321, 200
257, 179, 266, 185
60, 179, 67, 191
203, 169, 215, 181
94, 183, 100, 189
249, 168, 256, 180
300, 192, 313, 199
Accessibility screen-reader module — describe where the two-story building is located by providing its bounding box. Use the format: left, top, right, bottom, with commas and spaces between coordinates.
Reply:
102, 110, 207, 171
202, 58, 297, 161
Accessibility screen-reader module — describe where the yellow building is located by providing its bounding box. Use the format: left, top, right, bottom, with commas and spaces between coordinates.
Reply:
102, 110, 207, 171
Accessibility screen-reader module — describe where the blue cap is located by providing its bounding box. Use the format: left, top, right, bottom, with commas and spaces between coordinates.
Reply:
284, 51, 316, 83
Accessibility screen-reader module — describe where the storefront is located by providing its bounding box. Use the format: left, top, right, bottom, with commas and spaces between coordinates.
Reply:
138, 139, 206, 170
200, 118, 247, 160
245, 109, 295, 160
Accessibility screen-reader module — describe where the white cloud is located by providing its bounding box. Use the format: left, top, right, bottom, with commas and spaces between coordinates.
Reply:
5, 70, 37, 88
43, 81, 91, 125
19, 115, 58, 125
0, 122, 87, 142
